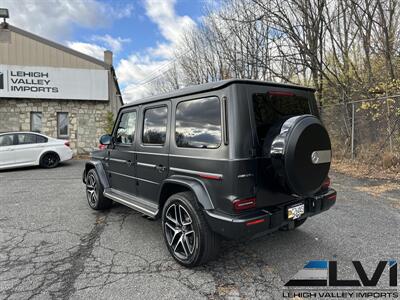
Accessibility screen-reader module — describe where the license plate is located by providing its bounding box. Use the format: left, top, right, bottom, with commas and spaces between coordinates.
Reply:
288, 203, 305, 220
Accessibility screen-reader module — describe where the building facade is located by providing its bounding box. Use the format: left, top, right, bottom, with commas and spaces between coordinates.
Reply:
0, 22, 123, 154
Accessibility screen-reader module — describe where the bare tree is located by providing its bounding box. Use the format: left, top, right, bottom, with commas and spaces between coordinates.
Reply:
146, 0, 400, 110
350, 0, 378, 87
375, 0, 399, 80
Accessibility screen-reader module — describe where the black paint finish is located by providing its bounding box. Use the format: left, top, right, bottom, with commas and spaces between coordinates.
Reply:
84, 79, 336, 239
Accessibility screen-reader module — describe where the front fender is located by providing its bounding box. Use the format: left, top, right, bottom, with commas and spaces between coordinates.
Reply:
160, 175, 214, 210
83, 160, 110, 189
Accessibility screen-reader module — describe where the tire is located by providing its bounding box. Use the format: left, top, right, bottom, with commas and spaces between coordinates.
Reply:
85, 169, 112, 210
266, 115, 331, 197
279, 217, 308, 231
40, 152, 60, 168
162, 191, 220, 267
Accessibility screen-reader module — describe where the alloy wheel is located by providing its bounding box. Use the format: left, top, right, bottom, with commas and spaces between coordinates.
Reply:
86, 173, 98, 207
164, 203, 196, 260
43, 153, 58, 168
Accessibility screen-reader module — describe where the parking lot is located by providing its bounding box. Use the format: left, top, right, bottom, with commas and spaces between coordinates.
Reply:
0, 160, 399, 300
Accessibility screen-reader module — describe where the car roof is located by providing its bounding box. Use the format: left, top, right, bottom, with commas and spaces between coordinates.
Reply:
122, 79, 315, 108
0, 131, 48, 137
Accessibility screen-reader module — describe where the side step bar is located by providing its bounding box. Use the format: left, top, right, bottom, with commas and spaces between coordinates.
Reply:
103, 188, 159, 218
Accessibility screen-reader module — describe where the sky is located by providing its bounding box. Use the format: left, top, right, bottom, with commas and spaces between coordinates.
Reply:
0, 0, 206, 102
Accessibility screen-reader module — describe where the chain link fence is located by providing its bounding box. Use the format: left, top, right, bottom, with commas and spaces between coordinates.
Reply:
320, 96, 400, 170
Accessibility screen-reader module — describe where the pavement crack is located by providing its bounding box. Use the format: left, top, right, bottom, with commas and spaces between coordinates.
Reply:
53, 213, 108, 300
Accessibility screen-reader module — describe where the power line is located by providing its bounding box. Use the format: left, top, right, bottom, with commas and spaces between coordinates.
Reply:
130, 49, 196, 90
133, 58, 177, 87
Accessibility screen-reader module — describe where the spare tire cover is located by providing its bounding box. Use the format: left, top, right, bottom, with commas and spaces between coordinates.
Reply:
269, 115, 331, 196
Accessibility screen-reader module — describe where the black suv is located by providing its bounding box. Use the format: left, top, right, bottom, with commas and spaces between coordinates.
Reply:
83, 79, 336, 267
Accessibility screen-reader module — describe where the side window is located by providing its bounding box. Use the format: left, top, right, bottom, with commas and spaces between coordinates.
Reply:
115, 111, 137, 145
175, 97, 222, 149
36, 135, 48, 143
0, 134, 14, 147
142, 106, 168, 145
17, 134, 37, 145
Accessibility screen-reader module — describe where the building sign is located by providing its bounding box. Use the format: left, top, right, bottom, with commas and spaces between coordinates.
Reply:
0, 65, 108, 101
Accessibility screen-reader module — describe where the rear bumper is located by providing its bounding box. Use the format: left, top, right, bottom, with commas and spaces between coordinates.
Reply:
60, 148, 73, 162
204, 188, 336, 240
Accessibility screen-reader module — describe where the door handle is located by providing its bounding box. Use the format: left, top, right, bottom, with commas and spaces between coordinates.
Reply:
104, 151, 110, 161
126, 160, 134, 166
156, 165, 167, 172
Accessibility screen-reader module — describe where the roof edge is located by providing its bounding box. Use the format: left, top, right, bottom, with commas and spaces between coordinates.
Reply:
122, 79, 315, 108
2, 22, 109, 69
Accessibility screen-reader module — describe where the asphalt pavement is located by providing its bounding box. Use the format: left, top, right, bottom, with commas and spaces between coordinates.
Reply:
0, 160, 399, 299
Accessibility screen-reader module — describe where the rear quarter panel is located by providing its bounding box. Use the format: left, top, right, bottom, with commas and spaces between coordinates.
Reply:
168, 89, 236, 213
34, 140, 73, 164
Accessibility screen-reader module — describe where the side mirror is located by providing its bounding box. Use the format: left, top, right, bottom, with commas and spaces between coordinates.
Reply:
99, 134, 112, 145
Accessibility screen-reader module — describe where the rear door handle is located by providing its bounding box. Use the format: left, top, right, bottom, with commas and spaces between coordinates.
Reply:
156, 165, 167, 172
126, 160, 133, 166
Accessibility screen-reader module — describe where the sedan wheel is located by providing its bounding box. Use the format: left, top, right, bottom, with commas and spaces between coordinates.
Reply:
40, 153, 60, 168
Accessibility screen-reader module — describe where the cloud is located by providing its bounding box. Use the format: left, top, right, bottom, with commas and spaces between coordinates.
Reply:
92, 35, 131, 54
117, 54, 168, 83
66, 34, 130, 61
65, 41, 106, 60
117, 0, 196, 102
144, 0, 196, 49
1, 0, 133, 41
117, 54, 170, 100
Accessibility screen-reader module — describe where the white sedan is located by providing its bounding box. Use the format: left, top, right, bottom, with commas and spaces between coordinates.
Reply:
0, 132, 73, 170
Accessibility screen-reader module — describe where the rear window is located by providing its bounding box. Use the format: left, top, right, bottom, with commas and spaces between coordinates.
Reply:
36, 135, 48, 143
175, 97, 221, 149
252, 92, 311, 144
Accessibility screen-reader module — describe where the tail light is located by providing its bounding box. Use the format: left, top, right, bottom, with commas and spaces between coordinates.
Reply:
322, 176, 331, 190
327, 193, 336, 201
199, 173, 222, 180
233, 197, 256, 212
246, 218, 265, 226
64, 141, 70, 148
99, 144, 106, 150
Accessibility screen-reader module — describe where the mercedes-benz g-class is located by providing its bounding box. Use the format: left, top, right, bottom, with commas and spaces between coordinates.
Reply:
83, 79, 336, 267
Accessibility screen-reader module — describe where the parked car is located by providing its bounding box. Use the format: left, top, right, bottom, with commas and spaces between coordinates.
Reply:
83, 79, 336, 267
0, 132, 73, 170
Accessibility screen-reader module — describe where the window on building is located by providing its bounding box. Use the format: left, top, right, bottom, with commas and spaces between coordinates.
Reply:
115, 111, 137, 145
142, 106, 168, 145
175, 97, 222, 149
30, 112, 42, 133
57, 112, 69, 138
